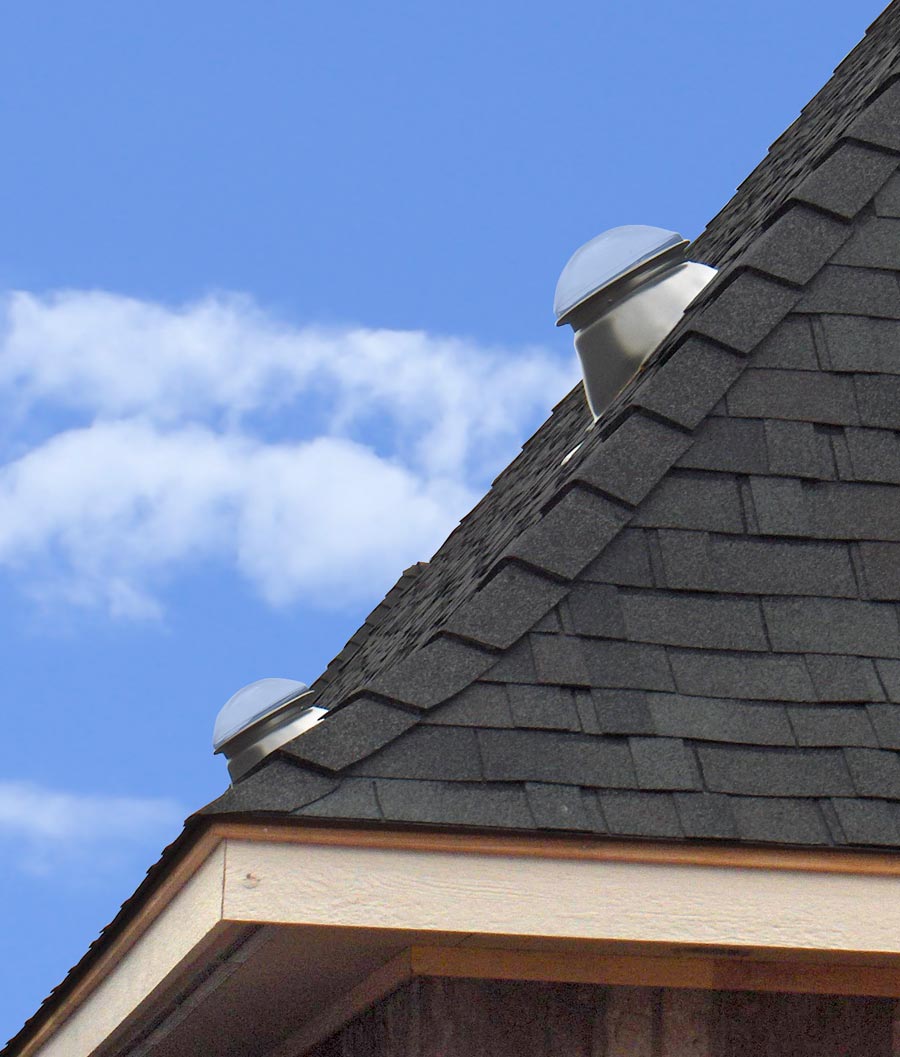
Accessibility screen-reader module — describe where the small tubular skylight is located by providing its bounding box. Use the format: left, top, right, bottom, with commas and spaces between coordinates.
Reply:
212, 677, 310, 753
553, 225, 685, 322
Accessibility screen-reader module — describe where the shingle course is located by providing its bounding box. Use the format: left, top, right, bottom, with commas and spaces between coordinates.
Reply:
750, 477, 900, 539
855, 373, 900, 427
731, 797, 832, 845
478, 729, 635, 787
830, 797, 900, 845
688, 272, 800, 353
696, 744, 855, 797
846, 78, 900, 153
588, 688, 656, 736
844, 429, 900, 483
375, 779, 535, 828
203, 758, 339, 815
763, 597, 900, 657
821, 314, 900, 373
670, 649, 816, 702
657, 531, 857, 598
632, 472, 745, 533
727, 368, 859, 424
648, 693, 795, 746
678, 418, 770, 475
742, 205, 850, 285
868, 702, 900, 747
752, 316, 820, 369
844, 746, 900, 796
424, 682, 514, 728
875, 170, 900, 216
525, 783, 595, 832
282, 697, 418, 773
581, 639, 675, 692
581, 529, 655, 587
507, 685, 582, 731
674, 792, 738, 839
796, 265, 900, 316
877, 658, 900, 700
629, 737, 701, 791
350, 726, 483, 781
794, 141, 898, 220
365, 636, 496, 710
620, 590, 769, 651
834, 213, 900, 269
297, 778, 382, 820
764, 420, 836, 478
506, 485, 629, 579
858, 541, 900, 598
444, 564, 567, 649
598, 791, 683, 838
788, 705, 879, 747
566, 583, 625, 638
805, 654, 885, 702
629, 338, 745, 429
572, 412, 693, 505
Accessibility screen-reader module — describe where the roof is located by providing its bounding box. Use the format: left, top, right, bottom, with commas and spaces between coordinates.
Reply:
9, 6, 900, 1051
201, 0, 900, 852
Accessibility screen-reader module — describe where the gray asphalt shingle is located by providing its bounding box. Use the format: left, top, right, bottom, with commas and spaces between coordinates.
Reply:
763, 597, 900, 658
628, 338, 746, 429
197, 5, 900, 858
795, 141, 899, 220
587, 688, 656, 736
620, 590, 769, 651
478, 729, 635, 787
697, 744, 855, 797
629, 737, 701, 791
788, 705, 879, 747
727, 368, 859, 424
796, 265, 900, 317
844, 427, 900, 484
731, 797, 832, 845
820, 312, 900, 376
657, 532, 857, 598
632, 472, 745, 532
599, 791, 683, 838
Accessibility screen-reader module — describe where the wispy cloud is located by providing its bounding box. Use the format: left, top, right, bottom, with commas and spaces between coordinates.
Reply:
0, 781, 182, 877
0, 290, 577, 616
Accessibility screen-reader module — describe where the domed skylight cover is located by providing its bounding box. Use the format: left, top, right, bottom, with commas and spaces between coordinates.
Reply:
213, 677, 310, 752
554, 225, 685, 322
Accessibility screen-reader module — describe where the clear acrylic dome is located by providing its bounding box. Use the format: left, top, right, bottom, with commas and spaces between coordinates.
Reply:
554, 225, 685, 321
213, 677, 309, 752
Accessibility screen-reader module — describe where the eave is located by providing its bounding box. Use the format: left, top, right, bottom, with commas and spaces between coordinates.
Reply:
15, 819, 900, 1057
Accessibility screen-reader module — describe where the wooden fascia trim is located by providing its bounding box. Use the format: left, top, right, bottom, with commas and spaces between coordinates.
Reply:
16, 818, 900, 1057
13, 827, 223, 1057
211, 819, 900, 877
410, 946, 900, 999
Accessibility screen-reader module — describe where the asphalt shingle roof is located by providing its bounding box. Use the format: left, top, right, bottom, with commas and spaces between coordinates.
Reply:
201, 3, 900, 853
11, 8, 900, 1052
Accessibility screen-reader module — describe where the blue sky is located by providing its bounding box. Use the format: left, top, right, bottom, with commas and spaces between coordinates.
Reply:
0, 0, 887, 1041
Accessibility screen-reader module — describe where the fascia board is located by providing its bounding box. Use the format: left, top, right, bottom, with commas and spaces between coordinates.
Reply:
21, 823, 900, 1057
222, 835, 900, 957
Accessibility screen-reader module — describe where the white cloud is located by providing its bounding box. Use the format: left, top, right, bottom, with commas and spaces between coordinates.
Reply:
0, 780, 182, 876
0, 289, 576, 615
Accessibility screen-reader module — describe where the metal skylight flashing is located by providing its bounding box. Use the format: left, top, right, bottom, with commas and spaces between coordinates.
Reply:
555, 225, 716, 419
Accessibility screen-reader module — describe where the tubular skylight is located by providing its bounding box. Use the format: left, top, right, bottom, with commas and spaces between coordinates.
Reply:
212, 677, 310, 753
553, 225, 685, 323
